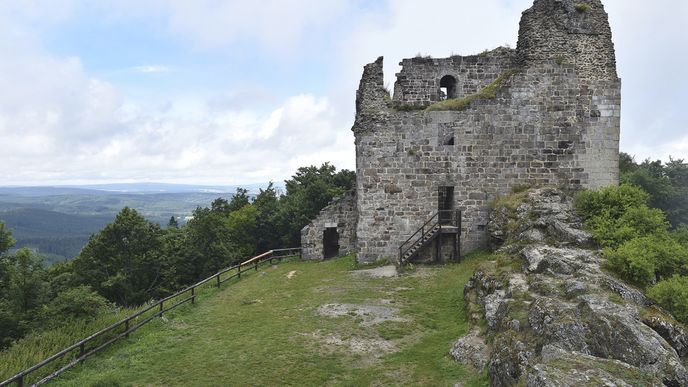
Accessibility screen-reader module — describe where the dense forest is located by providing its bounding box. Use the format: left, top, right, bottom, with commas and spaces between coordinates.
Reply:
0, 163, 354, 348
0, 209, 113, 264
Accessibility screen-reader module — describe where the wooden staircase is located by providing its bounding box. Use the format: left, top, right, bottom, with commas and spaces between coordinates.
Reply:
399, 210, 461, 266
400, 225, 440, 264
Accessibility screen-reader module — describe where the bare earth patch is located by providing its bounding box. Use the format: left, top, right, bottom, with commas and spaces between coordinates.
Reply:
316, 303, 407, 326
352, 265, 397, 278
313, 331, 396, 355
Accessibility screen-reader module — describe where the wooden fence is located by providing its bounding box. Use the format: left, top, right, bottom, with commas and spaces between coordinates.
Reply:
0, 248, 301, 387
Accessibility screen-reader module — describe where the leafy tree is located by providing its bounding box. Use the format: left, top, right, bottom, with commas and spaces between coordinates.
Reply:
252, 183, 282, 252
0, 221, 15, 300
168, 216, 179, 228
618, 152, 637, 174
0, 299, 21, 348
226, 205, 258, 258
277, 163, 355, 246
46, 260, 79, 300
0, 223, 20, 348
43, 285, 110, 321
664, 158, 688, 226
227, 188, 251, 213
619, 153, 688, 227
0, 248, 47, 348
7, 248, 47, 314
211, 197, 232, 216
157, 225, 190, 292
0, 221, 15, 254
184, 206, 239, 280
72, 207, 164, 305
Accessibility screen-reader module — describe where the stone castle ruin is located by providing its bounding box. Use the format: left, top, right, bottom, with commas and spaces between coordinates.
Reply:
302, 0, 620, 264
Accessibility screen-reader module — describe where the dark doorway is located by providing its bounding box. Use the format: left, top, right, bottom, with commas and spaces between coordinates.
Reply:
440, 75, 458, 100
438, 186, 455, 223
323, 227, 340, 259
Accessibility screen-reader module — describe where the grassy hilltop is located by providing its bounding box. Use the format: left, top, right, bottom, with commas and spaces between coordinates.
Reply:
44, 254, 489, 386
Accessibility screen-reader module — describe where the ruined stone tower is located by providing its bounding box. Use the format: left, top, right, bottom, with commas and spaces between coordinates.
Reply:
302, 0, 620, 263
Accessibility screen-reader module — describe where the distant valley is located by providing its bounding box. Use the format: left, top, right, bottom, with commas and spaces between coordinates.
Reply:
0, 183, 274, 264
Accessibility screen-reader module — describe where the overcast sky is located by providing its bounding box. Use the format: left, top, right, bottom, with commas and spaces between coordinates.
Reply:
0, 0, 686, 186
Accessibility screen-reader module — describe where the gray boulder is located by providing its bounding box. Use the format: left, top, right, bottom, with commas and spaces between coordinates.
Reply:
459, 188, 688, 386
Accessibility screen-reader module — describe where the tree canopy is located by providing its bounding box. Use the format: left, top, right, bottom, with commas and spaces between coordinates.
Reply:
0, 163, 355, 348
619, 152, 688, 227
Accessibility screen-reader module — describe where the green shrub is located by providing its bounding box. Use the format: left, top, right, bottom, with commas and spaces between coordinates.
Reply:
575, 184, 670, 248
587, 205, 669, 248
574, 3, 590, 13
43, 285, 110, 321
575, 184, 650, 220
648, 276, 688, 324
604, 235, 688, 288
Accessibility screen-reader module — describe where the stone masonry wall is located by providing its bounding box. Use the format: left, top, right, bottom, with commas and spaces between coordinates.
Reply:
301, 190, 357, 261
516, 0, 617, 81
392, 48, 516, 107
351, 0, 620, 263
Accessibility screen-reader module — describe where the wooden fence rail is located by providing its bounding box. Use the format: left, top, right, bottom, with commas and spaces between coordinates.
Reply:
0, 248, 302, 387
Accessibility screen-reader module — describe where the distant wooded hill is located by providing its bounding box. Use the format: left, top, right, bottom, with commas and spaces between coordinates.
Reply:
0, 208, 112, 264
0, 184, 271, 264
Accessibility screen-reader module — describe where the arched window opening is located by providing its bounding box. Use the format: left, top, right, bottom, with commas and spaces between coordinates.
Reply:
440, 75, 458, 100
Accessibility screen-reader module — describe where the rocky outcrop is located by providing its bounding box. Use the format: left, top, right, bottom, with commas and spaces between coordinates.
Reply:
459, 188, 688, 386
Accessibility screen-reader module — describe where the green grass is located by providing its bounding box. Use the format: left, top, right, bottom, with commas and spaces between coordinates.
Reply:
425, 69, 520, 112
32, 253, 491, 386
0, 306, 138, 383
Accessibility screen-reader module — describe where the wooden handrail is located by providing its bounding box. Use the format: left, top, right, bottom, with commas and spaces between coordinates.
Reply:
1, 247, 301, 387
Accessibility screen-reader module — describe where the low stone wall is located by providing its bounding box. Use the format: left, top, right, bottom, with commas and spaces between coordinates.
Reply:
301, 190, 357, 261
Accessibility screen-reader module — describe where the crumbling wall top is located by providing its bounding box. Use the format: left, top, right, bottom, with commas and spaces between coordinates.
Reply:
517, 0, 617, 80
355, 56, 388, 114
392, 48, 516, 107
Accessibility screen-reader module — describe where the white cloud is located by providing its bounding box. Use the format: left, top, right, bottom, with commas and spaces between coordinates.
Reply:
0, 21, 123, 169
131, 65, 171, 74
138, 0, 354, 56
336, 0, 532, 93
0, 4, 356, 185
333, 0, 687, 161
1, 0, 686, 187
624, 134, 688, 164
